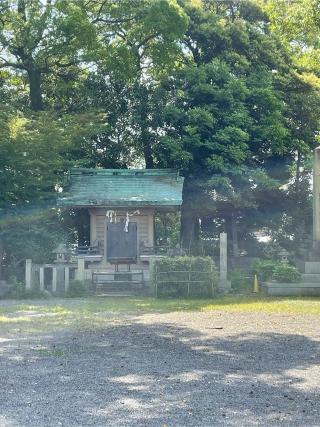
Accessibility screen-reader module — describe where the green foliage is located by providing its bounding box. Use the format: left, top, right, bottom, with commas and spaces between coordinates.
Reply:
272, 264, 302, 283
254, 259, 301, 283
253, 259, 280, 282
0, 212, 69, 280
229, 269, 251, 292
154, 212, 181, 246
0, 0, 319, 269
66, 280, 92, 298
262, 0, 320, 71
0, 109, 106, 279
9, 282, 49, 300
261, 241, 284, 260
0, 109, 106, 208
153, 1, 315, 250
153, 256, 218, 298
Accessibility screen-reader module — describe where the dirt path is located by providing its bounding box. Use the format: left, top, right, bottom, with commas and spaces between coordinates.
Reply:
1, 310, 320, 426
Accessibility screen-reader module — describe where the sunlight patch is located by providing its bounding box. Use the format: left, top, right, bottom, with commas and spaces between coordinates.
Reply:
111, 374, 151, 384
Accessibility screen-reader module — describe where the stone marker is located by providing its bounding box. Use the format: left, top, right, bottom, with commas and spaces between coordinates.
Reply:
25, 259, 32, 290
218, 232, 231, 292
77, 257, 85, 282
39, 267, 45, 291
64, 266, 70, 292
52, 267, 57, 293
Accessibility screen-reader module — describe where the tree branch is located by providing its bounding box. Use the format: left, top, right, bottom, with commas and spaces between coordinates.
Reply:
0, 58, 26, 70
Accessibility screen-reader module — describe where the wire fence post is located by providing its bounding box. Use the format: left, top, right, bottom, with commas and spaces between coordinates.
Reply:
211, 263, 214, 297
155, 264, 158, 298
187, 265, 191, 298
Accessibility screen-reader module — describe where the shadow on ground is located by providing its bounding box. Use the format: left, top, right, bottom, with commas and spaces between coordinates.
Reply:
0, 317, 320, 426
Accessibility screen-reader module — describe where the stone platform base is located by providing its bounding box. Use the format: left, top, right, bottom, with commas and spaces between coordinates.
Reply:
261, 281, 320, 296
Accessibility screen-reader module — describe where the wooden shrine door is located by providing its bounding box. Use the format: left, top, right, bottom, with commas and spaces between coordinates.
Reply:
106, 222, 137, 264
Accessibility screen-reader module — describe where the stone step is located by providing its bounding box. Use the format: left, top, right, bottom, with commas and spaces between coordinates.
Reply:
261, 281, 320, 296
96, 293, 135, 297
96, 282, 143, 289
301, 274, 320, 282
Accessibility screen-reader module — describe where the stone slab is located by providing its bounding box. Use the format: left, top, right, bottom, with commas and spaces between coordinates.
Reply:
301, 273, 320, 283
262, 281, 320, 296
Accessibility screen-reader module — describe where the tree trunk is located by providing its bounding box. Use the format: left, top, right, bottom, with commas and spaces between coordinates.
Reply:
138, 86, 154, 168
180, 179, 200, 253
231, 212, 239, 257
27, 68, 43, 111
295, 150, 301, 193
142, 136, 154, 168
180, 206, 200, 253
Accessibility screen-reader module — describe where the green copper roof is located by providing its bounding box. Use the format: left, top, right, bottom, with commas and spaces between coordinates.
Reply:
59, 168, 184, 208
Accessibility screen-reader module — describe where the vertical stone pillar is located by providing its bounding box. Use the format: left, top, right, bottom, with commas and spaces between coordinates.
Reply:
313, 146, 320, 248
39, 267, 45, 292
64, 266, 70, 293
25, 259, 32, 290
52, 267, 57, 293
77, 257, 85, 282
218, 232, 231, 292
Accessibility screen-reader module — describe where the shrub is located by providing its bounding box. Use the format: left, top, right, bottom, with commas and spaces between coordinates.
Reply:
254, 259, 301, 283
272, 264, 301, 283
9, 281, 50, 299
229, 268, 251, 292
253, 260, 280, 281
152, 256, 218, 298
66, 280, 92, 297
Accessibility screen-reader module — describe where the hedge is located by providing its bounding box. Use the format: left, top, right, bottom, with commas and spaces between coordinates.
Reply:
152, 256, 218, 298
253, 260, 301, 283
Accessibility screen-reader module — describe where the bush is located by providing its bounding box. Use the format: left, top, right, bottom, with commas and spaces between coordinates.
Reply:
9, 281, 50, 299
272, 264, 301, 283
229, 268, 251, 292
66, 280, 92, 297
152, 256, 218, 298
253, 260, 280, 281
254, 259, 301, 283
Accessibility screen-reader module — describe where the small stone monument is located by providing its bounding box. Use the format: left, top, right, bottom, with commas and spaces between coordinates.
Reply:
53, 243, 69, 263
52, 244, 70, 293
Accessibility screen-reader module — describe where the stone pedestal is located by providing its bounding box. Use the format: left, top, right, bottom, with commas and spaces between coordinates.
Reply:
77, 257, 85, 282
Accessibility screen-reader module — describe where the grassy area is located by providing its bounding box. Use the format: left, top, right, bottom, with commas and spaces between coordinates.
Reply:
1, 295, 320, 334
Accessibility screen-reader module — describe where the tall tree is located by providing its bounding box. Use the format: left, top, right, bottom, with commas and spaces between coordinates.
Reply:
153, 1, 312, 250
262, 0, 320, 71
0, 0, 96, 111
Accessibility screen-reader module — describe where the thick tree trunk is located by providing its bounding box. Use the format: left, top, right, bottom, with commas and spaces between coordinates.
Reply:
180, 206, 200, 253
27, 68, 43, 111
142, 136, 154, 168
138, 86, 154, 168
180, 179, 200, 253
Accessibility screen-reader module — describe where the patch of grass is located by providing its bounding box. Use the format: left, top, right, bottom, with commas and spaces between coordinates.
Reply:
35, 348, 65, 357
1, 296, 320, 335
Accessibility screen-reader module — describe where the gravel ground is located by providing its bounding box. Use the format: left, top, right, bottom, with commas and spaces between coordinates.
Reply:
1, 310, 320, 426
